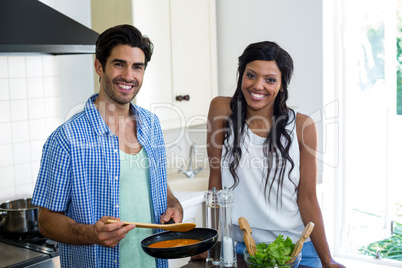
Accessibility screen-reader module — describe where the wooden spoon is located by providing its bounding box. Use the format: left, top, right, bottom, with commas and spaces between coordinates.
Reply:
288, 222, 315, 262
238, 217, 257, 256
105, 219, 196, 232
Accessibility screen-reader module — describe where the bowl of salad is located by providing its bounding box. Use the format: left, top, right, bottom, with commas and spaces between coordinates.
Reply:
243, 235, 301, 268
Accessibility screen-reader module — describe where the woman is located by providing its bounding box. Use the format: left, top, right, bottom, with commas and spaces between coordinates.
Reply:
207, 41, 344, 268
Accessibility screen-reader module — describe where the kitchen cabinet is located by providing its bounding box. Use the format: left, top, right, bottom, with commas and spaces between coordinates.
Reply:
171, 190, 206, 227
91, 0, 218, 130
182, 198, 205, 227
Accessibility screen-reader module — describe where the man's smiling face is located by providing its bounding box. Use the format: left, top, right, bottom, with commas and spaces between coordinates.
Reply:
95, 44, 146, 106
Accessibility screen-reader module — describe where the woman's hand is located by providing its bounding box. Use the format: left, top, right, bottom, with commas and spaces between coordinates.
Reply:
190, 251, 208, 261
322, 258, 346, 268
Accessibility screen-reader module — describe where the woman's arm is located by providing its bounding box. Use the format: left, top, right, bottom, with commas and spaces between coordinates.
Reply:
207, 96, 232, 190
296, 113, 345, 268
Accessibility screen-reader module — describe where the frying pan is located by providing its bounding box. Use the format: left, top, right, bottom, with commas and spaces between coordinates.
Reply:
141, 227, 218, 259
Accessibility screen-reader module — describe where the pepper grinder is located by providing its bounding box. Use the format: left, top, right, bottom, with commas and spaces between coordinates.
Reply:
204, 187, 221, 265
218, 187, 236, 267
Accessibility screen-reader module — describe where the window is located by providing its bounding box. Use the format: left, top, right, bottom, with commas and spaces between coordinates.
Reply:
325, 0, 402, 266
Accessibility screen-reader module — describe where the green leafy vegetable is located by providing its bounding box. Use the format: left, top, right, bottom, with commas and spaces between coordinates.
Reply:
248, 235, 295, 266
359, 234, 402, 261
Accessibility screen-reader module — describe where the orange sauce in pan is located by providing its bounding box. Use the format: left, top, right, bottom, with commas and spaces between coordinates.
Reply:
148, 239, 201, 248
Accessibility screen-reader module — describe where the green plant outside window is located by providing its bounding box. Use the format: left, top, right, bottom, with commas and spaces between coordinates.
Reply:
359, 204, 402, 261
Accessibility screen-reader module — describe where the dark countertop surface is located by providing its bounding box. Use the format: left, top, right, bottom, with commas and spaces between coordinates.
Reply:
180, 254, 311, 268
180, 254, 245, 268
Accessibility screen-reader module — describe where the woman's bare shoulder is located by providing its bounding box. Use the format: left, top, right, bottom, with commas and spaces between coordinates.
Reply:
209, 96, 232, 117
295, 111, 317, 146
295, 112, 316, 128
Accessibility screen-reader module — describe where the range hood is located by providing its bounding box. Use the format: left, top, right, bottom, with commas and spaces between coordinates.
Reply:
0, 0, 99, 55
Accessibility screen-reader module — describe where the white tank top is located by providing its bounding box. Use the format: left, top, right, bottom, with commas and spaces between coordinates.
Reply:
221, 110, 307, 243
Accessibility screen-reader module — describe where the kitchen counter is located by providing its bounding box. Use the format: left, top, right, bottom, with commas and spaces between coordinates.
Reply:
172, 190, 205, 209
0, 241, 60, 267
180, 254, 246, 268
181, 255, 312, 268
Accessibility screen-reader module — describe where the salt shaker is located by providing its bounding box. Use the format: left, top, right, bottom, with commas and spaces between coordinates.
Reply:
218, 187, 236, 267
204, 187, 221, 265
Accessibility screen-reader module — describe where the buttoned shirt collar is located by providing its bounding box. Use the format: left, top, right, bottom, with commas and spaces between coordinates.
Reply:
85, 94, 144, 137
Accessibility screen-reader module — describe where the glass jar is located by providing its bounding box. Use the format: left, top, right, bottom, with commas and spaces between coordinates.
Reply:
218, 187, 236, 267
204, 187, 221, 265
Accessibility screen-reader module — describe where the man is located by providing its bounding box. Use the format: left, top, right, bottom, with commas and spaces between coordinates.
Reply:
32, 24, 182, 268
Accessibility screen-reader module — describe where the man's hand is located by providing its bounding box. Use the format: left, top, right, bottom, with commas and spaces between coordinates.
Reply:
92, 216, 136, 247
38, 208, 135, 246
160, 207, 182, 224
161, 186, 183, 224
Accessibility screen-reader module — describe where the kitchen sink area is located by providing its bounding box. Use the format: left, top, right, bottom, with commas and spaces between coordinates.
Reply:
168, 175, 208, 192
167, 171, 209, 224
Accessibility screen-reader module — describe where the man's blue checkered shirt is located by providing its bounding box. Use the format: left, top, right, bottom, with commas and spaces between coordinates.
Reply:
32, 94, 168, 268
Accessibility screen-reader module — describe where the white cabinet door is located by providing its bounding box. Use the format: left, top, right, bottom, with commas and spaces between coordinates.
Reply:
132, 0, 177, 125
133, 0, 218, 130
170, 0, 218, 126
93, 0, 217, 129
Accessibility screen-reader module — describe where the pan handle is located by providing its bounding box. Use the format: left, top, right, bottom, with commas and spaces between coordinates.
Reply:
0, 210, 7, 228
166, 219, 176, 224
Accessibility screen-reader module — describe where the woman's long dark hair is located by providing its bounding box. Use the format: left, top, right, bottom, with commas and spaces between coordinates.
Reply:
223, 41, 296, 207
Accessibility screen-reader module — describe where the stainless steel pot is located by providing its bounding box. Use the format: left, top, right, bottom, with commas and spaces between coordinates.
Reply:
0, 198, 39, 234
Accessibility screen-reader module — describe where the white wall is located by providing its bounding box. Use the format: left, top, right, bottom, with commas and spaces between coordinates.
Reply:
0, 56, 62, 202
216, 0, 323, 110
216, 0, 324, 182
39, 0, 95, 122
0, 1, 95, 202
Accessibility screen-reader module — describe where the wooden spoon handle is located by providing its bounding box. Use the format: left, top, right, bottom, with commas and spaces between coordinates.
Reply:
105, 219, 196, 232
290, 222, 315, 258
238, 217, 257, 256
106, 219, 163, 228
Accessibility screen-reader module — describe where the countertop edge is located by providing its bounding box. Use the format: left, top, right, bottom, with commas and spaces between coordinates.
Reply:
172, 190, 205, 208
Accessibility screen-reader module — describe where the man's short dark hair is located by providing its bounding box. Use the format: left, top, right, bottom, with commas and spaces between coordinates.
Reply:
95, 24, 154, 70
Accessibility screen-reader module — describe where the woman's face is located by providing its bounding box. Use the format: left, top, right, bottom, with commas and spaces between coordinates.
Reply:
241, 60, 282, 115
